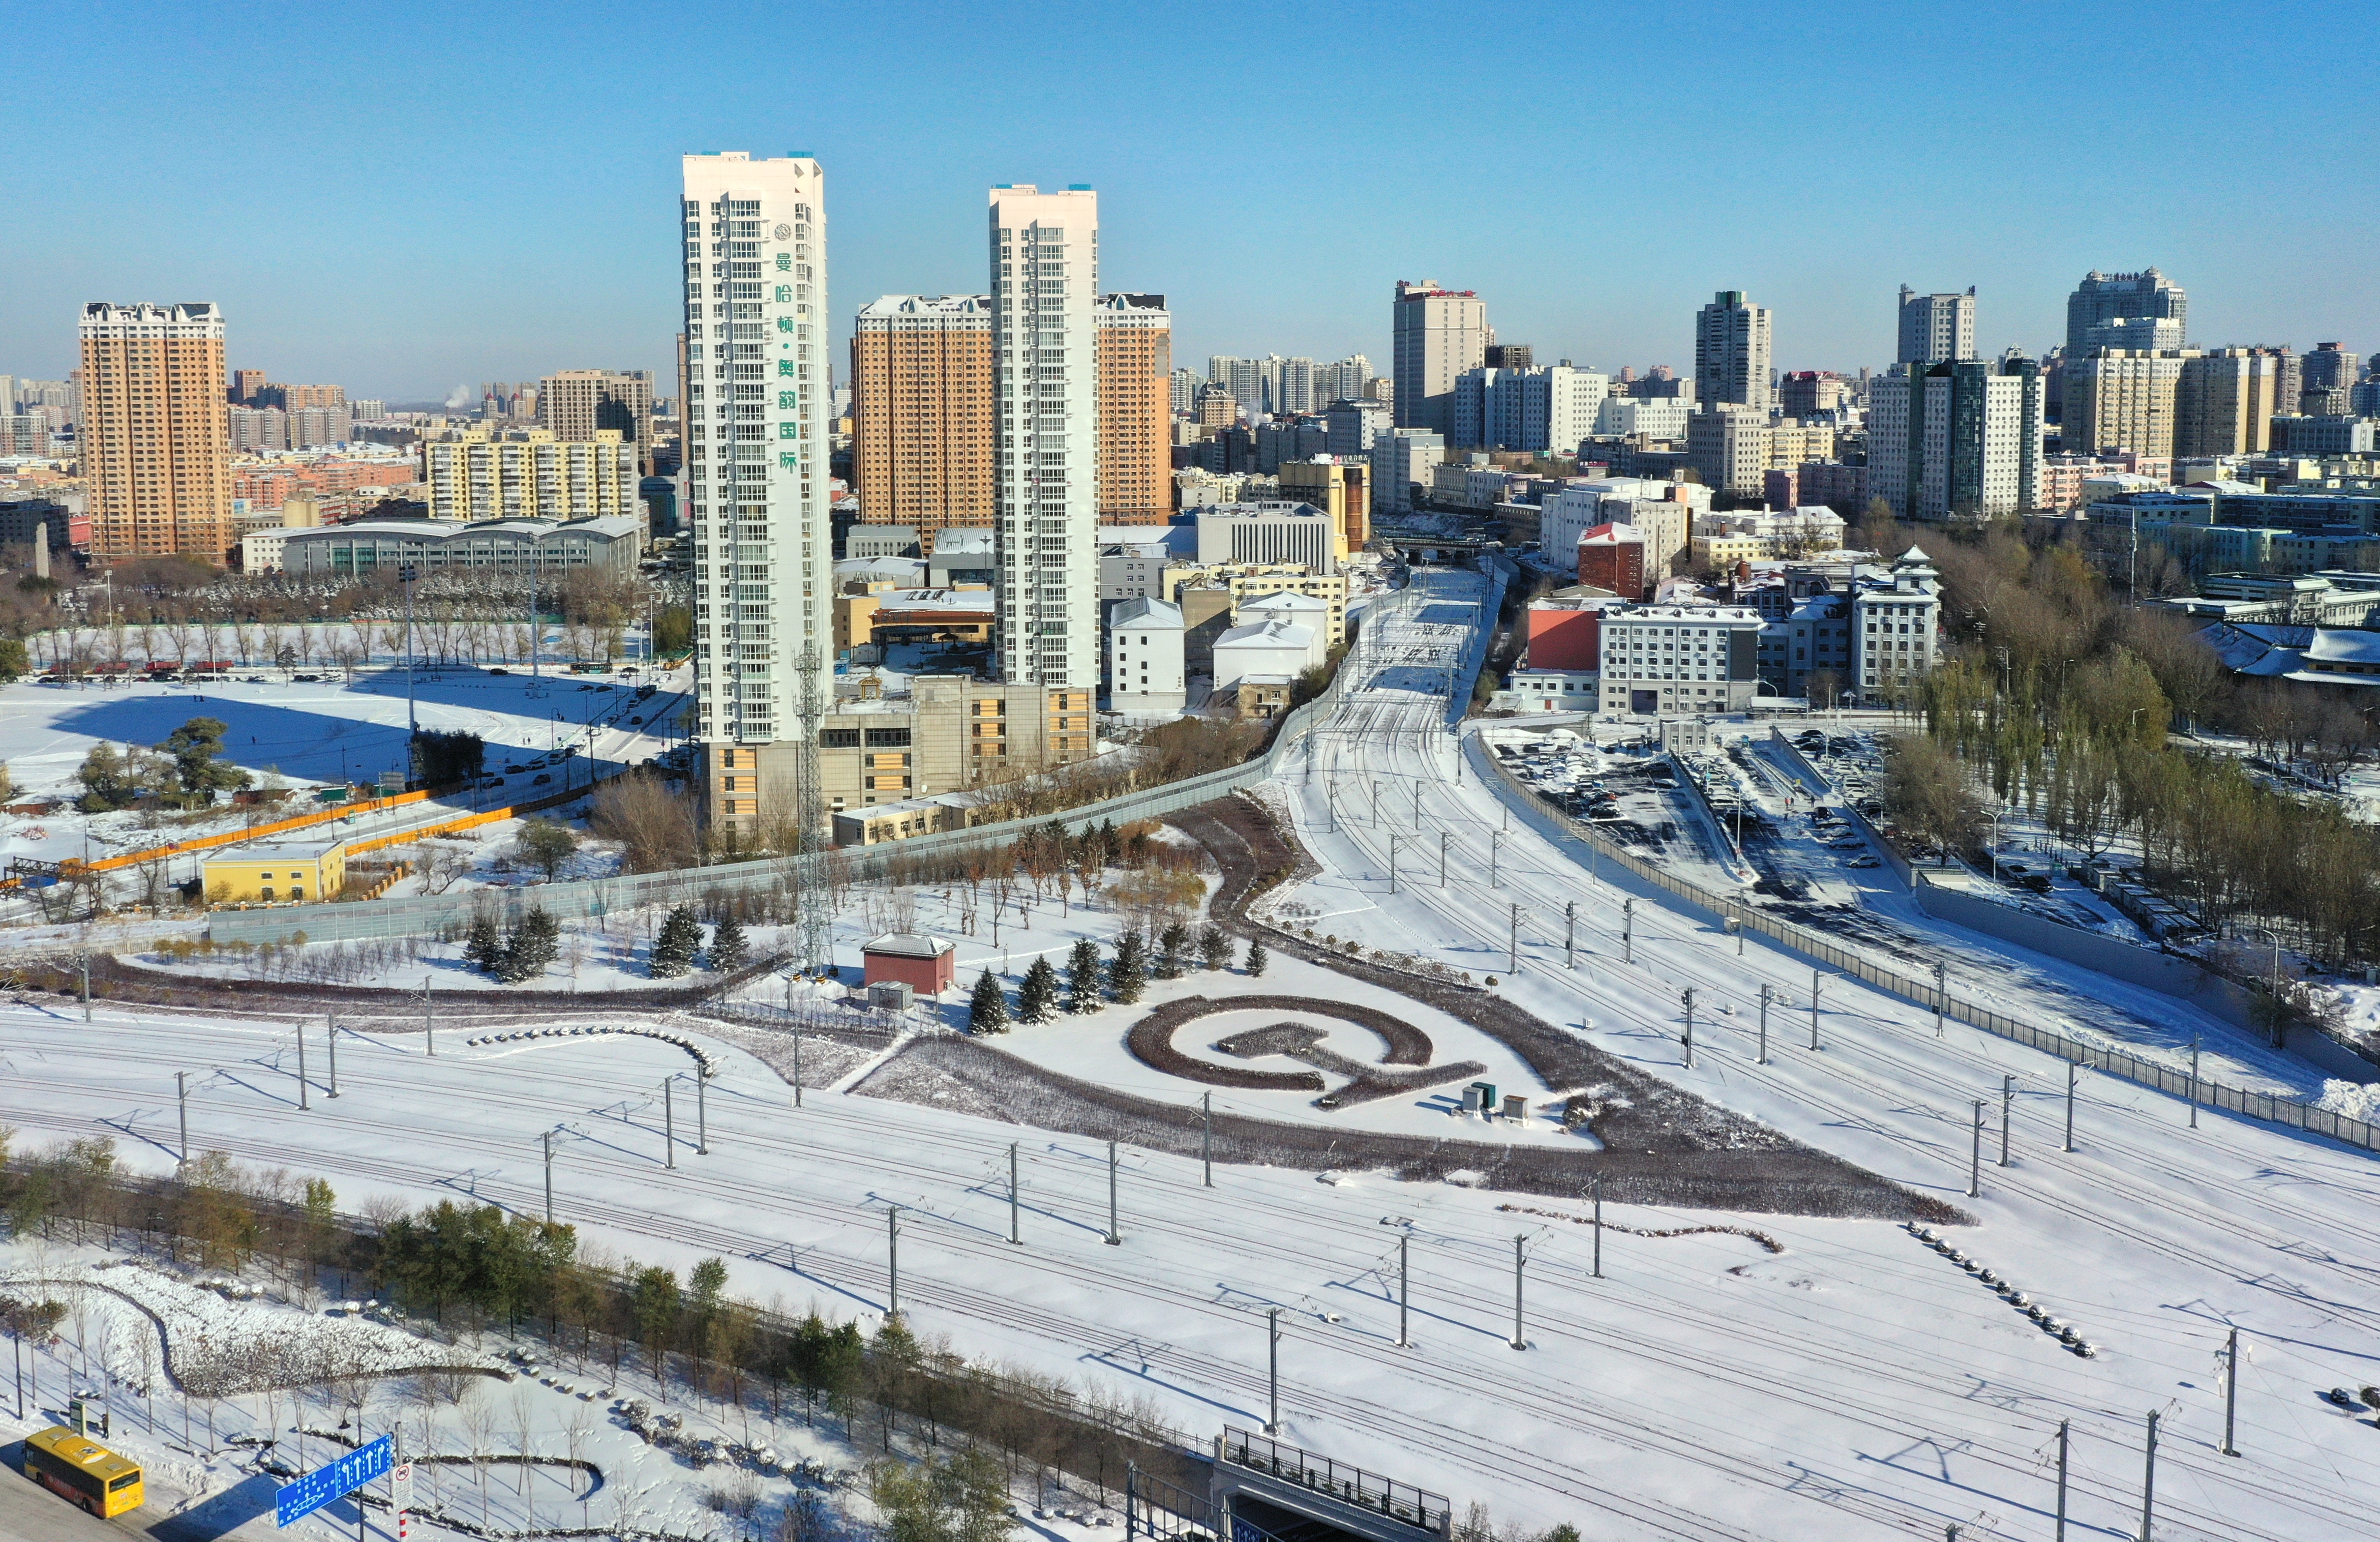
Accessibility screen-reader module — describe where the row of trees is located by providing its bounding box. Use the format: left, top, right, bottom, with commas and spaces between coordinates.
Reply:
968, 923, 1251, 1030
1874, 516, 2380, 969
77, 716, 252, 811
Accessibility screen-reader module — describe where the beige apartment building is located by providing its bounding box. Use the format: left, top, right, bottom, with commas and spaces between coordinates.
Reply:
2175, 347, 2289, 458
849, 295, 997, 551
1095, 292, 1172, 524
1159, 562, 1348, 646
706, 676, 1094, 839
539, 369, 655, 469
420, 427, 642, 522
2064, 348, 2195, 458
79, 302, 233, 561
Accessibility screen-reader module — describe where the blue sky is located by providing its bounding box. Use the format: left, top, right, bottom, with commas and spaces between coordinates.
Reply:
8, 1, 2372, 400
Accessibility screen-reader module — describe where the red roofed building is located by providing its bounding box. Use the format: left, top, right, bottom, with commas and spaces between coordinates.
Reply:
1576, 522, 1647, 598
1525, 599, 1604, 671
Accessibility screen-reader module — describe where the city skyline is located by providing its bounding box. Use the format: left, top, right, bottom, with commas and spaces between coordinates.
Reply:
7, 2, 2374, 396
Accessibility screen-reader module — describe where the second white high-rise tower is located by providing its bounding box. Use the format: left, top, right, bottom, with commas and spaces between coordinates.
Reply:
990, 184, 1099, 688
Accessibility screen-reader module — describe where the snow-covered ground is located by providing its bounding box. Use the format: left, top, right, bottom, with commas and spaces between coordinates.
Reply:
4, 569, 2380, 1540
0, 659, 689, 908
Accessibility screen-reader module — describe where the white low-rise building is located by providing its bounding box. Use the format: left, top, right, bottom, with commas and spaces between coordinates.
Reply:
1596, 603, 1767, 716
1107, 597, 1187, 714
1851, 547, 1943, 702
1212, 617, 1321, 688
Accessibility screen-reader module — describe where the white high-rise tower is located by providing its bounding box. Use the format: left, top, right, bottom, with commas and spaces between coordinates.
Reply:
680, 151, 830, 853
990, 184, 1099, 688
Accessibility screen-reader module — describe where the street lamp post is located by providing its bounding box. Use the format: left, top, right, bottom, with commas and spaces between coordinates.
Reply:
400, 563, 420, 784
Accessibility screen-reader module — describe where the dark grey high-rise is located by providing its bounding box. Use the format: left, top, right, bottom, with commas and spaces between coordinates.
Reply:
2065, 269, 2186, 354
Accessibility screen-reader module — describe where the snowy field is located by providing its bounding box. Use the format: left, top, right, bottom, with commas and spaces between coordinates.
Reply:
3, 571, 2379, 1539
0, 660, 687, 887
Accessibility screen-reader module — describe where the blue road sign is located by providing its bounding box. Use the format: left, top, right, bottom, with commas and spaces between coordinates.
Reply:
276, 1435, 393, 1528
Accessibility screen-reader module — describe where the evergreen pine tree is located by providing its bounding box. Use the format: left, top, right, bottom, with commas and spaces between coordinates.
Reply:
1245, 938, 1269, 976
968, 969, 1009, 1033
1017, 956, 1060, 1023
650, 904, 702, 979
1199, 922, 1230, 970
1156, 920, 1189, 978
1109, 931, 1149, 1004
1067, 938, 1103, 1014
462, 912, 504, 975
708, 913, 749, 972
494, 907, 560, 983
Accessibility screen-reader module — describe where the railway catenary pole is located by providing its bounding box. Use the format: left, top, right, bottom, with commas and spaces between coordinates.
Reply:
1388, 835, 1399, 895
542, 1130, 555, 1225
2139, 1410, 2159, 1540
1968, 1100, 1982, 1198
79, 951, 89, 1022
1009, 1142, 1021, 1244
1622, 897, 1634, 965
1201, 1091, 1213, 1187
793, 1033, 803, 1109
1591, 1175, 1603, 1278
1490, 832, 1501, 887
1757, 983, 1771, 1064
325, 1016, 339, 1098
1999, 1075, 2013, 1166
1508, 902, 1519, 974
887, 1207, 900, 1321
1266, 1307, 1281, 1434
1810, 969, 1822, 1050
662, 1077, 675, 1169
2222, 1327, 2240, 1456
175, 1071, 189, 1169
1397, 1232, 1410, 1348
1438, 831, 1448, 887
1680, 988, 1695, 1069
1509, 1235, 1526, 1350
1934, 960, 1947, 1037
2054, 1419, 2069, 1541
696, 1066, 708, 1155
424, 978, 435, 1056
296, 1021, 309, 1111
1106, 1139, 1121, 1245
1564, 901, 1576, 969
2063, 1061, 2076, 1151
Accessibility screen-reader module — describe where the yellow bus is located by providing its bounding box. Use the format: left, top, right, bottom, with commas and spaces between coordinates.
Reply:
22, 1425, 144, 1519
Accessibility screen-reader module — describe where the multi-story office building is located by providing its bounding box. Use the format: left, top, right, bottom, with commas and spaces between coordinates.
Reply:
2175, 347, 2291, 458
1896, 286, 1976, 364
1370, 429, 1443, 514
1195, 382, 1237, 429
1852, 549, 1943, 701
420, 428, 642, 522
2268, 416, 2377, 457
1779, 371, 1852, 419
1095, 292, 1170, 524
992, 183, 1100, 690
2302, 342, 2360, 399
2066, 269, 2186, 354
1391, 280, 1488, 434
1254, 419, 1328, 473
678, 151, 833, 839
1865, 358, 2043, 519
1687, 406, 1770, 495
1193, 501, 1337, 571
1107, 597, 1186, 714
80, 301, 232, 561
1324, 396, 1392, 456
539, 369, 655, 469
1595, 603, 1766, 715
849, 294, 996, 550
1595, 395, 1694, 438
1450, 364, 1609, 453
2063, 348, 2194, 458
1694, 290, 1772, 410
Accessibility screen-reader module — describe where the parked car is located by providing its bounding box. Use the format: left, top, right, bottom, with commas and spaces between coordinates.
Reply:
533, 773, 552, 785
489, 667, 509, 675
